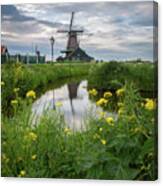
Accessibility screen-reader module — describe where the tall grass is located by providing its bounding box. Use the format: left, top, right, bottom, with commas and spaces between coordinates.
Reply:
1, 62, 92, 115
1, 61, 157, 179
1, 83, 157, 180
88, 62, 156, 92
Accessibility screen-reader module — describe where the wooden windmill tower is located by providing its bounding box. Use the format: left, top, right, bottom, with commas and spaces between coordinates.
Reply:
57, 12, 93, 62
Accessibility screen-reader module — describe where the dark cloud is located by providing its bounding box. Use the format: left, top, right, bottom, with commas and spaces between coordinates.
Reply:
1, 5, 34, 22
1, 5, 69, 30
129, 13, 153, 27
121, 41, 153, 52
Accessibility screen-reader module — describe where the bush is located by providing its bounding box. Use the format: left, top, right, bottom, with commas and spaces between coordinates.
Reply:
88, 61, 156, 92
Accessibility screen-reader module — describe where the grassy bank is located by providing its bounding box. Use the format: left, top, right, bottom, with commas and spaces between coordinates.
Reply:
1, 61, 156, 115
88, 62, 157, 93
1, 84, 157, 179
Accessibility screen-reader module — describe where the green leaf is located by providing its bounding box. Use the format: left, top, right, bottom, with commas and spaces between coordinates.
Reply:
141, 138, 154, 157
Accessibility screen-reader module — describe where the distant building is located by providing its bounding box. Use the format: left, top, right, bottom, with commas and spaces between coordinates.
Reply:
1, 45, 46, 64
1, 45, 9, 55
1, 45, 9, 63
64, 47, 93, 61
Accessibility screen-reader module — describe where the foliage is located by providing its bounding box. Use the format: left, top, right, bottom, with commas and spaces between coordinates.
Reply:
88, 61, 156, 92
1, 83, 157, 180
1, 61, 157, 180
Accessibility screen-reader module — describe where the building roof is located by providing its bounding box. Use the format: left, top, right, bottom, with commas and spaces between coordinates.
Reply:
67, 47, 93, 61
1, 45, 8, 55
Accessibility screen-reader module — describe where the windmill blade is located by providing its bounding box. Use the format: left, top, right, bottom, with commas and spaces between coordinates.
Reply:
57, 30, 69, 33
69, 12, 74, 32
71, 30, 83, 33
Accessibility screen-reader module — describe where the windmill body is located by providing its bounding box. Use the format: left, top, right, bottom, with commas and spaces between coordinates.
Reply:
57, 12, 93, 62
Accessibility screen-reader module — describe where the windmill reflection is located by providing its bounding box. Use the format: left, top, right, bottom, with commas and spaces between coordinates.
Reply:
67, 82, 79, 116
52, 89, 55, 110
32, 80, 90, 130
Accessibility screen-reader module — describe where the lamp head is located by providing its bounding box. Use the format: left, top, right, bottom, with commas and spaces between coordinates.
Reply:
50, 36, 55, 45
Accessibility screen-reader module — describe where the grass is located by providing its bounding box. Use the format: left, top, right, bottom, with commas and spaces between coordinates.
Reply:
1, 61, 156, 115
88, 61, 157, 93
1, 61, 157, 180
1, 83, 157, 179
1, 62, 92, 115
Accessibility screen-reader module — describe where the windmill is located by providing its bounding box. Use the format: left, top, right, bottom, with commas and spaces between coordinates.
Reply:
57, 12, 93, 62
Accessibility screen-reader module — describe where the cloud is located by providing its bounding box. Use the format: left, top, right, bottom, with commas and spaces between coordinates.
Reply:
1, 5, 34, 22
1, 2, 156, 61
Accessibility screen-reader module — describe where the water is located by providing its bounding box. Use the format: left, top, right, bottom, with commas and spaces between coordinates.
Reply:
32, 80, 115, 130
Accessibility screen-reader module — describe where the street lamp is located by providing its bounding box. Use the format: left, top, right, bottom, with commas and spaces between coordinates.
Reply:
50, 36, 55, 62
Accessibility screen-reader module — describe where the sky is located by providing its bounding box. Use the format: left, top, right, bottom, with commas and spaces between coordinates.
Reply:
1, 1, 157, 61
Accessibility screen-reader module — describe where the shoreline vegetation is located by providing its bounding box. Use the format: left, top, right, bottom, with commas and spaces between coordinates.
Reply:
1, 61, 157, 180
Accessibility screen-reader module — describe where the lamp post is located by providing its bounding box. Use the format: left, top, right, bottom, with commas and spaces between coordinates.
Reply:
50, 36, 55, 62
50, 37, 55, 108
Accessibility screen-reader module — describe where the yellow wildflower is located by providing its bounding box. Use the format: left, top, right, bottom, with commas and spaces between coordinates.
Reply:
118, 108, 124, 115
28, 132, 37, 141
128, 114, 136, 122
11, 99, 18, 105
101, 139, 106, 145
89, 88, 98, 96
18, 170, 26, 177
132, 126, 146, 134
93, 133, 100, 139
133, 127, 141, 133
97, 111, 106, 118
31, 154, 37, 160
116, 88, 125, 96
1, 81, 5, 86
117, 102, 124, 107
14, 87, 20, 93
106, 117, 114, 126
104, 91, 112, 98
96, 98, 108, 106
99, 128, 103, 132
64, 127, 72, 135
55, 101, 63, 107
145, 99, 156, 110
26, 90, 36, 99
64, 127, 70, 133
